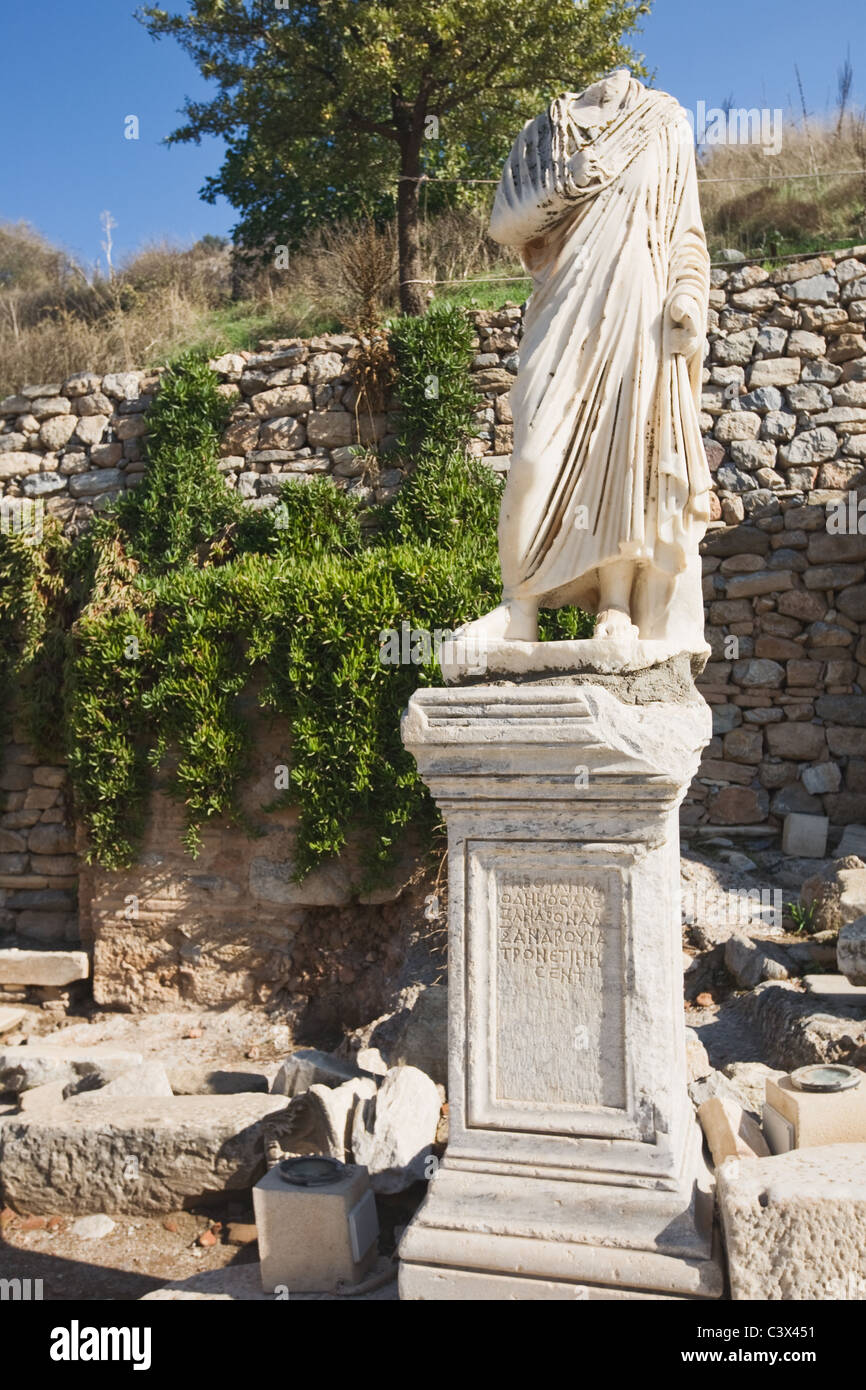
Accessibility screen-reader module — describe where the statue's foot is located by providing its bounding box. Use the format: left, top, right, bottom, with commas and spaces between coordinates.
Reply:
595, 607, 639, 643
455, 599, 539, 644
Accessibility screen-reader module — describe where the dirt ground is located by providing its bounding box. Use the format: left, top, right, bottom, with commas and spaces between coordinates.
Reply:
0, 1185, 413, 1301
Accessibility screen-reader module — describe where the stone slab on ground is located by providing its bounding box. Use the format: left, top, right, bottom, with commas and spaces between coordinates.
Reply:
95, 1062, 174, 1099
804, 973, 866, 1001
139, 1257, 398, 1301
718, 1144, 866, 1299
17, 1080, 67, 1114
0, 949, 89, 986
0, 1044, 144, 1093
0, 1093, 288, 1214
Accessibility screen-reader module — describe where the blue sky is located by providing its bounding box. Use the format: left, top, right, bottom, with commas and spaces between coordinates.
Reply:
1, 0, 863, 269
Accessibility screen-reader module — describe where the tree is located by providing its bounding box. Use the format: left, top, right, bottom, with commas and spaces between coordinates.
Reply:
139, 0, 650, 315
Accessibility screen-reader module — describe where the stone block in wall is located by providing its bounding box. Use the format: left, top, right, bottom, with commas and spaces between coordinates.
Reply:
259, 416, 306, 450
62, 371, 102, 397
68, 468, 125, 497
0, 452, 42, 477
30, 396, 71, 420
765, 723, 826, 759
38, 415, 77, 450
113, 413, 147, 441
748, 358, 801, 389
21, 473, 65, 498
102, 372, 142, 400
252, 386, 312, 419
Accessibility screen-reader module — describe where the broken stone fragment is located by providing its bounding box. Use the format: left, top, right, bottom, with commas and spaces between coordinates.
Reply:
355, 1047, 388, 1076
724, 932, 790, 989
351, 1065, 441, 1193
689, 1068, 755, 1115
722, 1062, 785, 1117
684, 1027, 710, 1082
391, 986, 448, 1087
718, 1143, 866, 1300
0, 1007, 25, 1036
698, 1095, 770, 1165
270, 1048, 363, 1097
838, 916, 866, 985
0, 1044, 144, 1094
70, 1214, 115, 1240
265, 1076, 378, 1163
802, 856, 866, 934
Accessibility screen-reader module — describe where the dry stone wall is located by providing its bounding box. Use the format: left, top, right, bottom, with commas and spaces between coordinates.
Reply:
2, 245, 866, 980
691, 247, 866, 832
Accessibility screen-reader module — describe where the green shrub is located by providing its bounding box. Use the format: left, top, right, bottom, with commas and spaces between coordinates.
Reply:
0, 307, 590, 880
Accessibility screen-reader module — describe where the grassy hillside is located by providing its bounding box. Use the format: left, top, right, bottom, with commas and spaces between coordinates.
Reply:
1, 110, 863, 396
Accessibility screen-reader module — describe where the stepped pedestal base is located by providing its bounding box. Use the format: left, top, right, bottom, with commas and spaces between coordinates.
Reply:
397, 680, 724, 1301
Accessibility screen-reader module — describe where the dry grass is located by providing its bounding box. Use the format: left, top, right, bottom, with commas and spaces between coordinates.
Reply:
2, 106, 864, 395
292, 218, 399, 332
0, 227, 316, 396
700, 110, 866, 258
0, 227, 234, 394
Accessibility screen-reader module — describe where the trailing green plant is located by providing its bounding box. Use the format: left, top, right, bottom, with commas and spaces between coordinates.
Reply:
0, 517, 74, 759
0, 308, 591, 881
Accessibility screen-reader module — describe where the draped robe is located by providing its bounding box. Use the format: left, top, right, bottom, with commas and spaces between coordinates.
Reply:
489, 79, 711, 653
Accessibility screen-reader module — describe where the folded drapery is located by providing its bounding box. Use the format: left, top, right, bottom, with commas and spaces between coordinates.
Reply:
489, 77, 711, 653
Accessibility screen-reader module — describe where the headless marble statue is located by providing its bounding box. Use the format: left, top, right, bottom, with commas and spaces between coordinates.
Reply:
456, 69, 712, 670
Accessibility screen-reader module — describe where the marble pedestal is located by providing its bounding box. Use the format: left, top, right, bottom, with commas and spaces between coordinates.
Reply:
397, 680, 723, 1300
